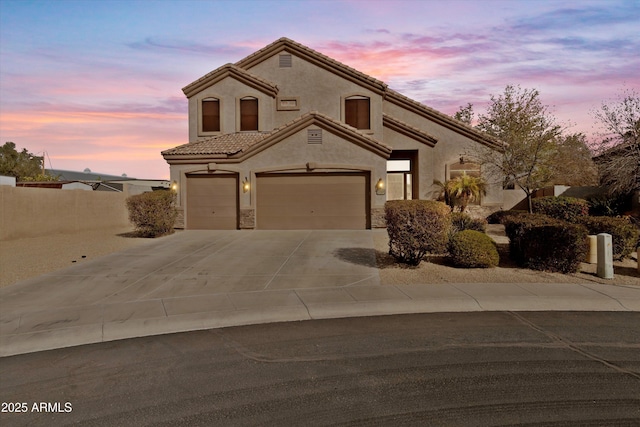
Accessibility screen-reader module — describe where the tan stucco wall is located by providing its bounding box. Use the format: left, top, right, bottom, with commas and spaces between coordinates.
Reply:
247, 51, 384, 138
170, 123, 387, 229
0, 186, 130, 241
178, 44, 507, 219
187, 51, 384, 143
383, 101, 503, 206
188, 78, 276, 141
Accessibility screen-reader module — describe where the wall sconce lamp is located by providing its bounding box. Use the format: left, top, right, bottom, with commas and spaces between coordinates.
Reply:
171, 181, 178, 191
242, 177, 250, 193
459, 156, 465, 165
375, 178, 385, 195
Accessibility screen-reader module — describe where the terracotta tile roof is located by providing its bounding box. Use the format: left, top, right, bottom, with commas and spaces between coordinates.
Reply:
162, 111, 391, 159
161, 132, 270, 156
234, 38, 499, 149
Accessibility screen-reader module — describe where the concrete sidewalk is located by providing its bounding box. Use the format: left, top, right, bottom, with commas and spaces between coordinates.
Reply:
1, 230, 639, 357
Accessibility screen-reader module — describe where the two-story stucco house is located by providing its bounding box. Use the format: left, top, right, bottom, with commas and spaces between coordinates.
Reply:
162, 37, 503, 230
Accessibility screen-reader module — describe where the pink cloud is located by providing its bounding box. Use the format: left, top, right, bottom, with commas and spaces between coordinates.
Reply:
0, 102, 185, 179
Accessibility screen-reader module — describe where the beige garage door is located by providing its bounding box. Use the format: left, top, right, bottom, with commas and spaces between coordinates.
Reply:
256, 173, 369, 229
186, 174, 238, 229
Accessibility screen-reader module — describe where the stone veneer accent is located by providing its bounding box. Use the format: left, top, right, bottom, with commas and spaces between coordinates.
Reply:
371, 207, 386, 228
174, 208, 185, 229
240, 209, 255, 229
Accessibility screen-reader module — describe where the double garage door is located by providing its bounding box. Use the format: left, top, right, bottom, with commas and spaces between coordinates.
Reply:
186, 173, 369, 230
256, 173, 369, 229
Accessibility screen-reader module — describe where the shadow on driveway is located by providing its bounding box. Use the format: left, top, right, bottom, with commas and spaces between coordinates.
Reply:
333, 247, 416, 270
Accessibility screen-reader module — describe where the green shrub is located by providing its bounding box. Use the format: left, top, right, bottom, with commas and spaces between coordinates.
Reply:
575, 216, 639, 260
385, 200, 451, 266
532, 196, 589, 223
126, 190, 178, 237
503, 214, 588, 274
448, 230, 499, 268
486, 210, 527, 224
450, 212, 487, 234
587, 193, 632, 217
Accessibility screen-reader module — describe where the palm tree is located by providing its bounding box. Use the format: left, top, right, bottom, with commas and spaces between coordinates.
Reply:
434, 179, 455, 211
448, 173, 487, 212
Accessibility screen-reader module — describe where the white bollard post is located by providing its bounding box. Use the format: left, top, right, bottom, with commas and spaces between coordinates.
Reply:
596, 233, 614, 279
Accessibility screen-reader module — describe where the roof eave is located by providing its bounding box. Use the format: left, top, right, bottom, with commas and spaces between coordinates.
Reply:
234, 112, 391, 161
385, 91, 503, 150
235, 38, 388, 96
382, 114, 438, 147
182, 65, 278, 98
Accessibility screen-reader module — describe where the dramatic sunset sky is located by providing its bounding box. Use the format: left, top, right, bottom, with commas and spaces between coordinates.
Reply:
1, 0, 638, 179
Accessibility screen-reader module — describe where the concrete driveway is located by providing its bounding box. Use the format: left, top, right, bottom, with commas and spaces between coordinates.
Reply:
1, 230, 380, 355
1, 230, 639, 357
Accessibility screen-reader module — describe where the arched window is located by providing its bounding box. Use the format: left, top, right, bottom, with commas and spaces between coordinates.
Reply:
345, 96, 370, 129
202, 98, 220, 132
240, 97, 258, 131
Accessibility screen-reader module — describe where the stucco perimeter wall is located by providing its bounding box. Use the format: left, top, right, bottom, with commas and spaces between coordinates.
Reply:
1, 186, 130, 241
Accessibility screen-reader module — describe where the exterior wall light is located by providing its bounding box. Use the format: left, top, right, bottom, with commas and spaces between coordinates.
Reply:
242, 177, 250, 193
375, 178, 385, 195
171, 181, 178, 191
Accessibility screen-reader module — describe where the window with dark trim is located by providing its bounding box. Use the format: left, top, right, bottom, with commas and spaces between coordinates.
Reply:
387, 159, 412, 200
202, 98, 220, 132
449, 161, 482, 205
345, 96, 370, 129
240, 97, 258, 131
449, 161, 481, 179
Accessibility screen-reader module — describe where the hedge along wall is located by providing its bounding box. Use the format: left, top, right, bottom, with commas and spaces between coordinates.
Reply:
0, 185, 131, 241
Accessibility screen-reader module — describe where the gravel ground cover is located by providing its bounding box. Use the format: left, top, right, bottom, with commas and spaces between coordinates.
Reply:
0, 227, 151, 287
375, 227, 640, 286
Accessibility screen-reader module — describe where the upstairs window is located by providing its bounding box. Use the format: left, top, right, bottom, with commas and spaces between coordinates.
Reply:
202, 98, 220, 132
345, 96, 370, 129
240, 97, 258, 131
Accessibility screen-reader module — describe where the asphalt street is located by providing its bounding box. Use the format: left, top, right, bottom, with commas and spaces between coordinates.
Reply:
1, 311, 639, 426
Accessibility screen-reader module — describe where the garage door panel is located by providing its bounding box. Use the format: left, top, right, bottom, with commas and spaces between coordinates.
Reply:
186, 175, 238, 230
256, 173, 368, 230
188, 205, 237, 217
258, 216, 365, 230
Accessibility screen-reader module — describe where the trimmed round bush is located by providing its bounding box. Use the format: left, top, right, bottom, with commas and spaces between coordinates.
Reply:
448, 230, 499, 268
532, 196, 589, 223
503, 213, 588, 274
385, 200, 451, 266
126, 190, 177, 237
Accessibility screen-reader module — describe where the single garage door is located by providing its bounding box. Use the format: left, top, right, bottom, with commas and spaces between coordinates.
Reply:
186, 174, 238, 229
256, 173, 369, 229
